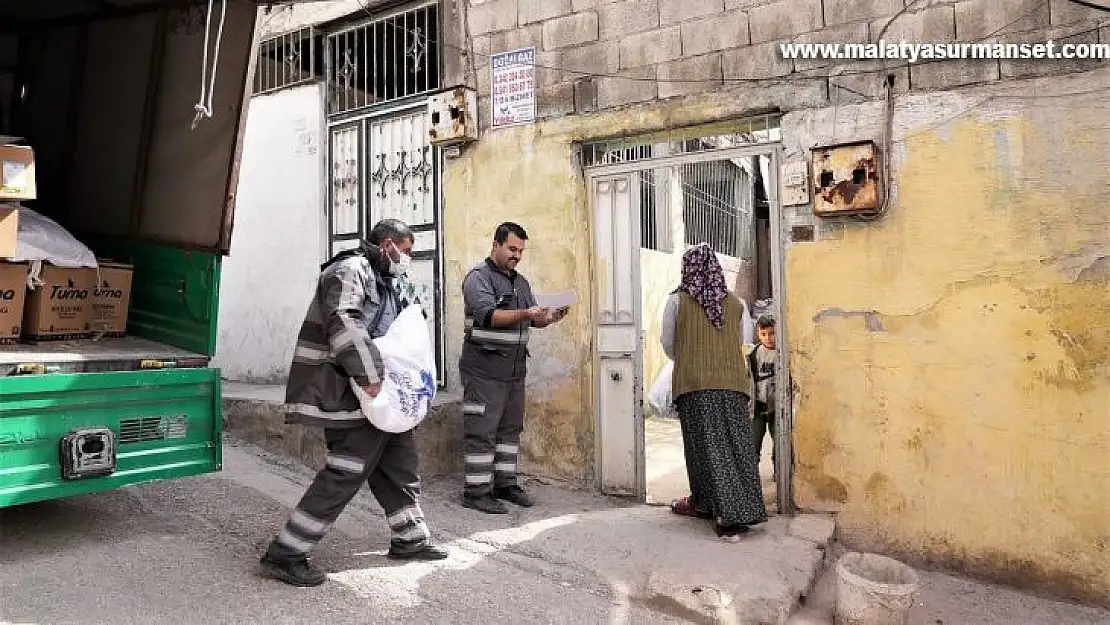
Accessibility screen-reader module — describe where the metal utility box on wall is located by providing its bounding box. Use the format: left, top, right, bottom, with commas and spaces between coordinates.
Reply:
811, 140, 883, 216
427, 87, 478, 146
780, 161, 810, 206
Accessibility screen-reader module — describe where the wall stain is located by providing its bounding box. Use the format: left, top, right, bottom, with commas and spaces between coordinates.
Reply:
788, 111, 1110, 606
809, 474, 849, 504
811, 308, 885, 331
1076, 255, 1110, 282
864, 472, 888, 495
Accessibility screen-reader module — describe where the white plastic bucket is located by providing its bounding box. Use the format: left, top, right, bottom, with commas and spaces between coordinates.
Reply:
834, 552, 920, 625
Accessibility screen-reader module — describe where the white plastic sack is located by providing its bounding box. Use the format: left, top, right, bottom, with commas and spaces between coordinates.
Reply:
351, 304, 437, 433
648, 360, 678, 419
3, 204, 98, 268
741, 297, 754, 346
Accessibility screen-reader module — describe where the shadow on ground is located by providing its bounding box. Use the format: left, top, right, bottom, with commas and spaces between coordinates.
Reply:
0, 438, 829, 625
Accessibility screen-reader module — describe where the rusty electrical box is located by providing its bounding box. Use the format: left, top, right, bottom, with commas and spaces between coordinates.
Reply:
810, 140, 882, 217
427, 87, 479, 146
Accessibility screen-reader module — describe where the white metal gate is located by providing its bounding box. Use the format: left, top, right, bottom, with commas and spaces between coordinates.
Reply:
592, 174, 644, 498
324, 2, 445, 378
583, 121, 794, 513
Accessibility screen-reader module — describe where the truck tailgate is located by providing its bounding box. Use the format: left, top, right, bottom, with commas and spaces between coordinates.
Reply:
0, 368, 221, 508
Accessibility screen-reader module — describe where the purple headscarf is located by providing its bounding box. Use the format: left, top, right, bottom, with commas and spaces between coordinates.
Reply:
677, 243, 729, 329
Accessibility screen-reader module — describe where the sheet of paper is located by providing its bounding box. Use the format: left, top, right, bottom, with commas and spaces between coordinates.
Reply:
534, 291, 578, 310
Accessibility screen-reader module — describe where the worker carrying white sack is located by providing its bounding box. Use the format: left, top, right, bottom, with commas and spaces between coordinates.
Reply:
350, 303, 437, 433
259, 218, 448, 589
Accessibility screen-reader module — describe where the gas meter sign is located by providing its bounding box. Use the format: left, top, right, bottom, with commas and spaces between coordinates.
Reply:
490, 47, 536, 128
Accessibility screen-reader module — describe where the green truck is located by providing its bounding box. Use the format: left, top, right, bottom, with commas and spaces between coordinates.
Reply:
0, 0, 290, 508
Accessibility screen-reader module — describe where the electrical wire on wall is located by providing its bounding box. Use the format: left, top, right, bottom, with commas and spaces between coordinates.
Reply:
333, 0, 1108, 230
1065, 0, 1110, 11
344, 0, 1104, 92
853, 74, 895, 222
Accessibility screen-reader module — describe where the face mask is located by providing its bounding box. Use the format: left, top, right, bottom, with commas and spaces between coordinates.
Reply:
388, 244, 412, 276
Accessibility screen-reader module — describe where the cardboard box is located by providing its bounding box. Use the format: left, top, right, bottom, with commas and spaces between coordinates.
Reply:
23, 264, 95, 340
0, 262, 28, 341
92, 261, 133, 336
0, 144, 36, 202
0, 206, 17, 258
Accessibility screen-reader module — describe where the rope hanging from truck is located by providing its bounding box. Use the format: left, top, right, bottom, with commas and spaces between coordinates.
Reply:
191, 0, 228, 130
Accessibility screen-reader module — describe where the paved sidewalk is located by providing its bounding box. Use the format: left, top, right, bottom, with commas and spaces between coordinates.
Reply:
789, 543, 1110, 625
227, 439, 834, 624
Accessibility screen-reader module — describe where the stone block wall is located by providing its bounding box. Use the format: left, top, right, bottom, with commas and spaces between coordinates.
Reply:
465, 0, 1110, 127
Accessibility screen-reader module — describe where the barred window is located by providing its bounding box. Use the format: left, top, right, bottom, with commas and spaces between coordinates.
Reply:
253, 26, 324, 95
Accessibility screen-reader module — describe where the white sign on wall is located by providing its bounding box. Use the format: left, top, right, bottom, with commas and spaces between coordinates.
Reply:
490, 47, 536, 128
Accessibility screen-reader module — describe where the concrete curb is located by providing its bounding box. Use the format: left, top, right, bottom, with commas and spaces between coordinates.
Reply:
221, 382, 465, 477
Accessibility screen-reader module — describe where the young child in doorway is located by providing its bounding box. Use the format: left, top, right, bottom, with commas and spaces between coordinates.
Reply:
748, 315, 777, 472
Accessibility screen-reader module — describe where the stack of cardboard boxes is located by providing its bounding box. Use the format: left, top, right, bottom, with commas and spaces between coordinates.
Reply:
1, 139, 133, 343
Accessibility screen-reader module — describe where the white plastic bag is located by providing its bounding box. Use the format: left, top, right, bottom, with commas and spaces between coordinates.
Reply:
741, 297, 754, 346
4, 204, 98, 268
350, 304, 438, 433
648, 360, 678, 419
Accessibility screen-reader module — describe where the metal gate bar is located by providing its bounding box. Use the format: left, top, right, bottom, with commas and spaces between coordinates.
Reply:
325, 1, 440, 116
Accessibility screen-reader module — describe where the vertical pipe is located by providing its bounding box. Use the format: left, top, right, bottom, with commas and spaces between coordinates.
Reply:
767, 148, 795, 516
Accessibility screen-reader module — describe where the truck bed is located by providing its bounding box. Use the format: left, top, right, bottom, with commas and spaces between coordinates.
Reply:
0, 336, 208, 375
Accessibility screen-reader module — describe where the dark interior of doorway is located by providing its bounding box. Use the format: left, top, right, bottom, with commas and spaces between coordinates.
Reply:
641, 151, 780, 514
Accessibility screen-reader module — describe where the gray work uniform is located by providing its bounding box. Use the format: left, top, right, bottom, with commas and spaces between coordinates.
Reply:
458, 258, 537, 497
265, 244, 432, 564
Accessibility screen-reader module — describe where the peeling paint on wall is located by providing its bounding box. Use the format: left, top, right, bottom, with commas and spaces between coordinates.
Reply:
784, 87, 1110, 606
441, 61, 1110, 605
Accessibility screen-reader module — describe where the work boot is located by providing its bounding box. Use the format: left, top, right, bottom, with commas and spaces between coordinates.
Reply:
259, 555, 327, 587
388, 543, 451, 561
461, 493, 508, 514
493, 485, 535, 508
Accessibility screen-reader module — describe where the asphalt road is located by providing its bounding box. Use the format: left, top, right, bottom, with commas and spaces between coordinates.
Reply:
3, 440, 1108, 625
0, 441, 681, 625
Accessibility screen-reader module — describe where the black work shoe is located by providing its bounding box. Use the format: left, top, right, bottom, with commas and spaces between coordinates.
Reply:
493, 485, 535, 508
461, 493, 509, 514
259, 556, 327, 587
388, 544, 450, 561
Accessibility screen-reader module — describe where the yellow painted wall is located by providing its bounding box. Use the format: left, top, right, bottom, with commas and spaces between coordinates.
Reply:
788, 106, 1110, 605
440, 77, 1108, 605
441, 129, 596, 481
439, 88, 809, 483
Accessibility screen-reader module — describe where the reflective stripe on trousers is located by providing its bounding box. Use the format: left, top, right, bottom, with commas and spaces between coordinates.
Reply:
460, 372, 526, 497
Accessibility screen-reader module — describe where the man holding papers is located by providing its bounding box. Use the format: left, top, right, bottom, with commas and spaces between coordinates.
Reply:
458, 222, 570, 514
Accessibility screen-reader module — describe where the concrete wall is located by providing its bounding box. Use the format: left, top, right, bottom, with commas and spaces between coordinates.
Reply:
784, 76, 1110, 607
258, 0, 374, 37
446, 0, 1110, 606
214, 84, 327, 383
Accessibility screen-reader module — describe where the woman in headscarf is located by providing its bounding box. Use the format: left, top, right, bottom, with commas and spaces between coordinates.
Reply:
660, 243, 768, 539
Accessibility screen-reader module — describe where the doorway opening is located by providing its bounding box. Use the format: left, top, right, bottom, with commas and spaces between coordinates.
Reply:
585, 118, 793, 514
